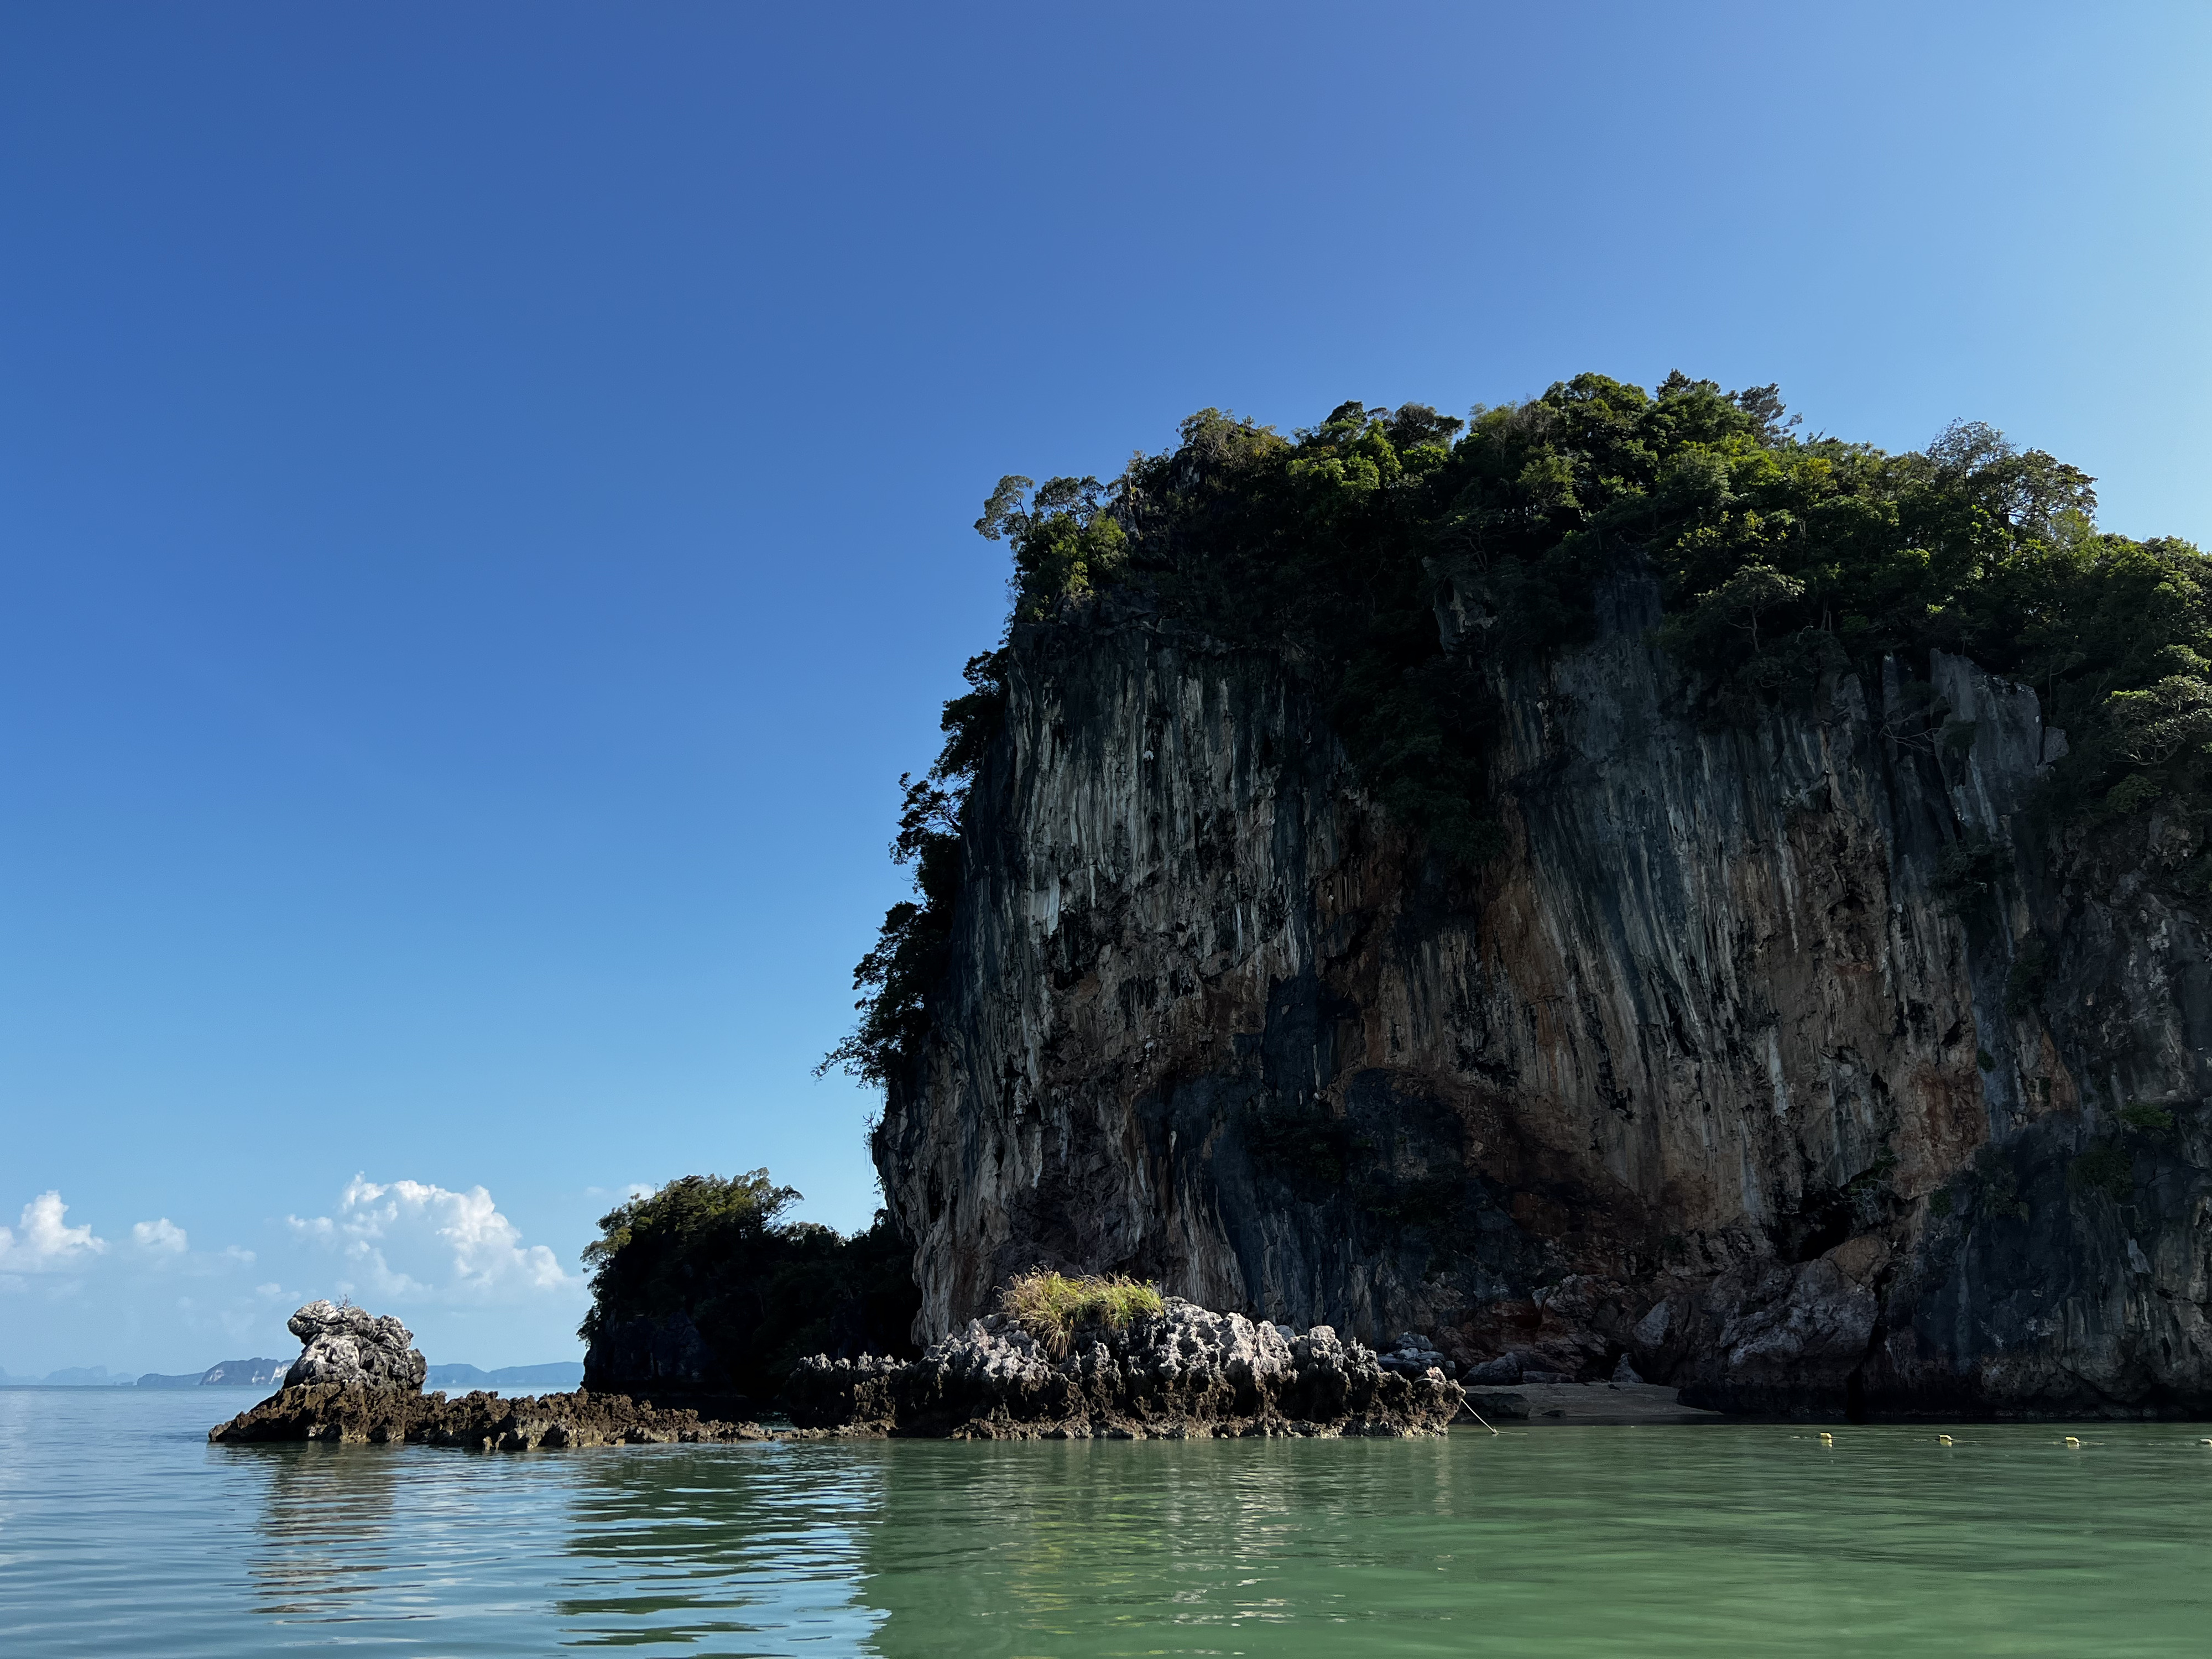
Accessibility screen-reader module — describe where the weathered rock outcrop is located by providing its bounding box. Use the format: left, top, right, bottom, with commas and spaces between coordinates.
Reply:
782, 1299, 1463, 1437
210, 1385, 765, 1448
877, 578, 2212, 1417
213, 1302, 764, 1447
283, 1301, 428, 1391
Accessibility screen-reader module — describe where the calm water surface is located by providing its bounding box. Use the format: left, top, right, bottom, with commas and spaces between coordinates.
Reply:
4, 1388, 2210, 1655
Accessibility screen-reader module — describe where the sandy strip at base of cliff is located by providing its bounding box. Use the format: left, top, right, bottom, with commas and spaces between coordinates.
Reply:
1462, 1383, 1724, 1426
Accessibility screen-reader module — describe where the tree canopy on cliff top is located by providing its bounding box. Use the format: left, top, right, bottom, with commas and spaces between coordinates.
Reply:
825, 373, 2212, 1088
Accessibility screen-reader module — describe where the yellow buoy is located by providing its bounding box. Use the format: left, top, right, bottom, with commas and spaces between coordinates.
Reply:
1938, 1434, 1954, 1445
1819, 1431, 1834, 1446
2064, 1436, 2083, 1448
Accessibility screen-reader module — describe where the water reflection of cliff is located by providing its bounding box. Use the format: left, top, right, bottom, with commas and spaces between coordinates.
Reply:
855, 1438, 1461, 1657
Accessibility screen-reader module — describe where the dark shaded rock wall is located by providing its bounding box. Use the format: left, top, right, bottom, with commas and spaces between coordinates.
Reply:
876, 578, 2212, 1415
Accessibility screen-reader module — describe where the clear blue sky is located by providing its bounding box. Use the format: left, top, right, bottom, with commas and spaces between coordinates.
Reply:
3, 2, 2206, 1374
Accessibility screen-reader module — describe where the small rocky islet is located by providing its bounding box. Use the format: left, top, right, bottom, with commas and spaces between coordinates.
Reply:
211, 1297, 1465, 1448
234, 382, 2212, 1433
210, 1302, 764, 1448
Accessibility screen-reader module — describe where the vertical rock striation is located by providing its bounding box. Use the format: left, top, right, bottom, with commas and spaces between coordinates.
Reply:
877, 578, 2212, 1415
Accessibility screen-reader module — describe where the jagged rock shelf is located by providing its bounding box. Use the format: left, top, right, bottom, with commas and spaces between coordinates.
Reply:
209, 1383, 768, 1448
214, 1300, 1460, 1444
785, 1300, 1464, 1438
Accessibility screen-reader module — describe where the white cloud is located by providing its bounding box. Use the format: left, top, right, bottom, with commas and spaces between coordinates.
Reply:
132, 1217, 188, 1254
0, 1188, 259, 1333
0, 1192, 107, 1272
286, 1176, 575, 1305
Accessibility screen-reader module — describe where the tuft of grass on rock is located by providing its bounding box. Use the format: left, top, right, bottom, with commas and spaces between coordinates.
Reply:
1000, 1270, 1165, 1356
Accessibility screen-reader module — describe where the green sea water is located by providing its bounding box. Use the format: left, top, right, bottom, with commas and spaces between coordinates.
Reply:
5, 1387, 2211, 1656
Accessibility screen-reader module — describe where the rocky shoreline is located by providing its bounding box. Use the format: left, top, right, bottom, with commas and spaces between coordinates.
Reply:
212, 1297, 1467, 1447
783, 1300, 1464, 1439
210, 1383, 767, 1448
205, 1302, 767, 1448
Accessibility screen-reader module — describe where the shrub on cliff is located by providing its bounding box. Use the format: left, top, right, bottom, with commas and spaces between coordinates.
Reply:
830, 375, 2212, 1088
579, 1172, 919, 1401
815, 649, 1005, 1090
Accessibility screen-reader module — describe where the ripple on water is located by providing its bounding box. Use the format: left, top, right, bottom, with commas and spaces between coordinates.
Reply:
5, 1390, 2212, 1656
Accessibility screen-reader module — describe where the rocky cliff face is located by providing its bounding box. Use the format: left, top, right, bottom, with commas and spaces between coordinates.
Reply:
876, 577, 2212, 1416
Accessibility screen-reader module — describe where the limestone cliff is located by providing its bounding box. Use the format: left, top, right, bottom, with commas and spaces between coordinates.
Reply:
874, 577, 2212, 1416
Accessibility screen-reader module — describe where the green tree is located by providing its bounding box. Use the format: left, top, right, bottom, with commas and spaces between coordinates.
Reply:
580, 1171, 918, 1400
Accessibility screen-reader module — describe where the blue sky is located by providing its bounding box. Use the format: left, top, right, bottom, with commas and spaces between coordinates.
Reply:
2, 2, 2206, 1374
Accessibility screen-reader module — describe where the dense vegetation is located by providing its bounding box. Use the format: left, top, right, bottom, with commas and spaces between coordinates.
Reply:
579, 1171, 918, 1400
830, 374, 2212, 1089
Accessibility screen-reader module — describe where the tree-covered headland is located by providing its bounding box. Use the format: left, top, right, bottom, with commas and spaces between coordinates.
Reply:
578, 1172, 919, 1400
829, 372, 2212, 1089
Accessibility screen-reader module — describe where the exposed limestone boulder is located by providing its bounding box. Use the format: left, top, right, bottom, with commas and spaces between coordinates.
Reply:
782, 1298, 1463, 1438
281, 1301, 427, 1391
